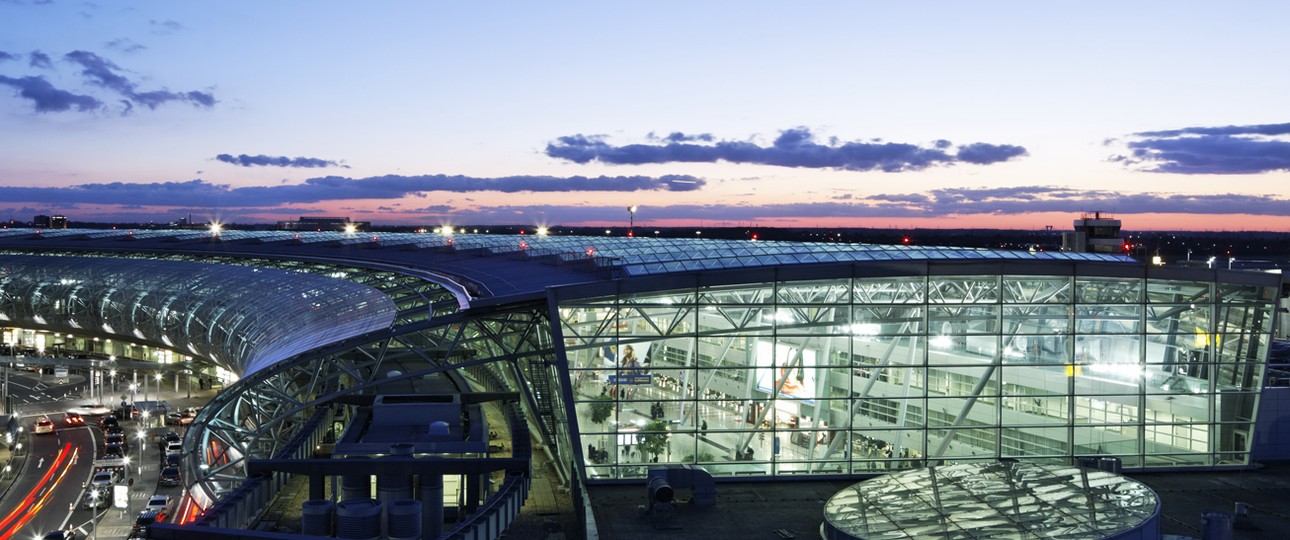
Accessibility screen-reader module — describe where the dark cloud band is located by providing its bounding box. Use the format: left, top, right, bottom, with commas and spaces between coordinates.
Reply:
546, 128, 1028, 171
1115, 122, 1290, 174
64, 50, 215, 111
0, 75, 103, 112
0, 173, 705, 207
215, 154, 345, 168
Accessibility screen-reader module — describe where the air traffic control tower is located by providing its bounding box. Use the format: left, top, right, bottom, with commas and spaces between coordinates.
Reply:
1062, 211, 1124, 254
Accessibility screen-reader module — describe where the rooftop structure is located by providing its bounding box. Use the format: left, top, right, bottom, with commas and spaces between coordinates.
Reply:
0, 227, 1283, 539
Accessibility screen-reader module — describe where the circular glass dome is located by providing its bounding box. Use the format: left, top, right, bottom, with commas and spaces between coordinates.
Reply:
823, 461, 1160, 539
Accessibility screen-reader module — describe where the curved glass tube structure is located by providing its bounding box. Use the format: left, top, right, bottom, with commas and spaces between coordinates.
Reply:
0, 254, 396, 376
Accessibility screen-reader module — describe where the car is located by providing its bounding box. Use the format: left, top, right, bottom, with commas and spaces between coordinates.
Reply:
82, 487, 110, 509
129, 509, 165, 539
163, 408, 197, 426
103, 443, 124, 459
42, 530, 78, 540
76, 403, 112, 416
159, 466, 182, 487
163, 431, 181, 444
64, 411, 85, 426
145, 494, 170, 514
104, 433, 128, 451
166, 441, 183, 454
99, 415, 119, 429
90, 470, 114, 488
165, 452, 181, 468
34, 416, 55, 434
105, 424, 124, 436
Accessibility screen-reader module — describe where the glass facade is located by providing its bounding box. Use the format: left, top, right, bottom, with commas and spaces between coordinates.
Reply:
561, 272, 1278, 479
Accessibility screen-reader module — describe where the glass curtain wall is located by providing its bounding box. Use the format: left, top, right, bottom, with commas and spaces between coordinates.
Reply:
559, 272, 1276, 480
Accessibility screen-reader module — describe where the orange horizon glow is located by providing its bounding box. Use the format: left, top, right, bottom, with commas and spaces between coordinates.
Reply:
566, 213, 1290, 233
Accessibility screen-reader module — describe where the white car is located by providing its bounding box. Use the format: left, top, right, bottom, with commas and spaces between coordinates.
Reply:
34, 416, 55, 434
90, 471, 115, 488
75, 403, 112, 416
145, 495, 170, 514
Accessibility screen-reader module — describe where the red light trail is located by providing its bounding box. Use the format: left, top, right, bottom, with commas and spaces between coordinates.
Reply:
0, 443, 78, 538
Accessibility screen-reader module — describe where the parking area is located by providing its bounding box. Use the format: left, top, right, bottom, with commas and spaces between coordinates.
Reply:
55, 387, 219, 538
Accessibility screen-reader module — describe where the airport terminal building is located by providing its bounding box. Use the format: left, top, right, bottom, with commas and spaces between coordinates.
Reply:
0, 227, 1284, 538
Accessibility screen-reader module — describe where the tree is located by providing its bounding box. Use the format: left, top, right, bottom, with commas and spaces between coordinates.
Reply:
639, 419, 670, 462
588, 394, 614, 426
683, 451, 716, 463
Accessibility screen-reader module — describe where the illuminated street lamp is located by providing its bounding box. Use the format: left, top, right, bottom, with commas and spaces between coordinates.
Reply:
136, 431, 146, 468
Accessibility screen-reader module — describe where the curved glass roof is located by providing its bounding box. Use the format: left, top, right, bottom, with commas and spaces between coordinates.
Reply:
0, 228, 1137, 295
0, 254, 396, 376
823, 462, 1159, 539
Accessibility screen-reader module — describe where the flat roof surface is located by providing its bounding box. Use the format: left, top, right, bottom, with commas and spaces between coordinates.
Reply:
587, 462, 1290, 540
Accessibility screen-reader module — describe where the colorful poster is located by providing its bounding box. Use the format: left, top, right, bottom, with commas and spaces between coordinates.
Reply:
755, 340, 816, 402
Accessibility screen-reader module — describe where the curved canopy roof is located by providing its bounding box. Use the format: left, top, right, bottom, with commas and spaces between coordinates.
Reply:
0, 228, 1137, 303
0, 254, 396, 376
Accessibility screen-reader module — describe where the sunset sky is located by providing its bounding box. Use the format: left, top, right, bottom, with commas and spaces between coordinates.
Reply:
2, 2, 1289, 231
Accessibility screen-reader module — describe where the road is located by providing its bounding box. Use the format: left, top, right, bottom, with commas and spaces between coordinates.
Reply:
4, 365, 118, 416
0, 419, 97, 539
0, 364, 200, 538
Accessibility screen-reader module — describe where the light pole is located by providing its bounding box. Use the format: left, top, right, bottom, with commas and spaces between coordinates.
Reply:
2, 340, 14, 415
136, 430, 146, 470
628, 206, 638, 237
84, 501, 111, 540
